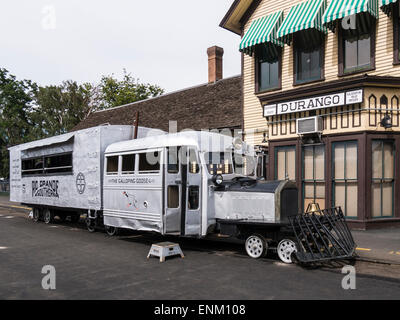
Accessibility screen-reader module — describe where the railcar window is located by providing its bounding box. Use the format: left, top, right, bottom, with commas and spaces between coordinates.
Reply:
45, 153, 72, 174
188, 186, 199, 210
22, 153, 73, 176
167, 147, 179, 173
189, 148, 200, 174
122, 154, 135, 174
167, 186, 179, 208
205, 152, 233, 175
106, 156, 119, 175
22, 158, 44, 176
139, 151, 160, 174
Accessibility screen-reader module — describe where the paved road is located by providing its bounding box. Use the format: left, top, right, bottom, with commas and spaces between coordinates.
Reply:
352, 228, 400, 264
3, 194, 400, 265
0, 206, 399, 300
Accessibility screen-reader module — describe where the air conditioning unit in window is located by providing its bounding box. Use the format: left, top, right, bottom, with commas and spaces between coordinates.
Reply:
296, 116, 323, 135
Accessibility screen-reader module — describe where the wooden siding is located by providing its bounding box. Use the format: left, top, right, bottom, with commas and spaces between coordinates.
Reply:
243, 0, 400, 145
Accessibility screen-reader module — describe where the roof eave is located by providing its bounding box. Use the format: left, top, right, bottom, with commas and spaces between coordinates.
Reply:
219, 0, 255, 35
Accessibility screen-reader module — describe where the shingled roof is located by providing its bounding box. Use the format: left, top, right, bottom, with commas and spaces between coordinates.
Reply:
72, 76, 242, 132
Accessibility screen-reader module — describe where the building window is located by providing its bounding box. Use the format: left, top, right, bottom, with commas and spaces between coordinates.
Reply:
339, 13, 375, 75
275, 146, 296, 181
302, 145, 325, 211
255, 45, 281, 92
256, 153, 268, 179
344, 33, 371, 72
294, 32, 324, 84
394, 2, 400, 64
371, 141, 395, 218
332, 141, 358, 218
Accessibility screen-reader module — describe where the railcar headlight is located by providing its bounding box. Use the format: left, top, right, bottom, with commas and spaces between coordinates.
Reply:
212, 174, 224, 186
233, 137, 243, 150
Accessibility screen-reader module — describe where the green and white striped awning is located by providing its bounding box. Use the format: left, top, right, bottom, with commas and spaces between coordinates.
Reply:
239, 11, 284, 56
381, 0, 398, 6
323, 0, 379, 31
276, 0, 328, 45
381, 0, 398, 16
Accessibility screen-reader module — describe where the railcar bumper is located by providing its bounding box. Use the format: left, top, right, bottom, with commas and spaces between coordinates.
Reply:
289, 207, 356, 264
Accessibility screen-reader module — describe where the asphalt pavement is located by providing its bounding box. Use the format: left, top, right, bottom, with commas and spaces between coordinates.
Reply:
0, 205, 399, 300
2, 194, 400, 265
352, 228, 400, 264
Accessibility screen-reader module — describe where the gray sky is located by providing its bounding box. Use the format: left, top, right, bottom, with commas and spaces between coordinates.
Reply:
0, 0, 241, 93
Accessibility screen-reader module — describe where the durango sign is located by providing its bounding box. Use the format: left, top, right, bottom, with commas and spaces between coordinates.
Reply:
264, 89, 363, 117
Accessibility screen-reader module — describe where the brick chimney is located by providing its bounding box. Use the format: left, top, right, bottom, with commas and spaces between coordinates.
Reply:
207, 46, 224, 83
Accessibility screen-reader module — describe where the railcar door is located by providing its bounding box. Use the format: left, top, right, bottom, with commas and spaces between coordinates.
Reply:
183, 147, 202, 236
164, 147, 182, 234
164, 146, 202, 236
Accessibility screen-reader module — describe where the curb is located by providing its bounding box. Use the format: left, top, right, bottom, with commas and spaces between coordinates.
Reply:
0, 204, 31, 211
355, 256, 400, 266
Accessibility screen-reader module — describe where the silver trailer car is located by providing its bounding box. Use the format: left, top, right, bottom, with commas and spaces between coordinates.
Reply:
8, 125, 164, 223
10, 128, 356, 264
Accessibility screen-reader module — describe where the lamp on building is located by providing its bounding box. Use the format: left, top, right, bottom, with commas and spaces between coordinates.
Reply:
380, 114, 393, 129
262, 132, 268, 144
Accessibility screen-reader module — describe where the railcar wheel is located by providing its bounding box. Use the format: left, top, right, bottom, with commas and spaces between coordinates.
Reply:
277, 239, 297, 264
43, 209, 54, 224
105, 226, 118, 237
245, 234, 267, 259
32, 208, 41, 222
86, 218, 96, 233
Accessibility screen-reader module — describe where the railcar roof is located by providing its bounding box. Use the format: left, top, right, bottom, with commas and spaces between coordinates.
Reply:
8, 125, 143, 151
105, 131, 240, 154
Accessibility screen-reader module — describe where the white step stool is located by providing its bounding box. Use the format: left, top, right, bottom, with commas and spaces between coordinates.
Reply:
147, 242, 185, 262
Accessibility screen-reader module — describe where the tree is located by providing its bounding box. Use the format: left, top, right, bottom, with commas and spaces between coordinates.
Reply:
0, 68, 37, 178
98, 69, 164, 109
31, 81, 95, 138
0, 68, 164, 178
32, 70, 165, 136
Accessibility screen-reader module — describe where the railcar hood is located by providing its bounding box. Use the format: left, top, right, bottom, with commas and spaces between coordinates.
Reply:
212, 179, 298, 223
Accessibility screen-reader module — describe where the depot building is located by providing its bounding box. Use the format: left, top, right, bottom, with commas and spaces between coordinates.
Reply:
221, 0, 400, 229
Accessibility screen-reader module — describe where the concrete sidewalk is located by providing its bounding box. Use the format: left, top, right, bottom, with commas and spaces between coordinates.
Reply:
0, 194, 31, 211
1, 193, 399, 265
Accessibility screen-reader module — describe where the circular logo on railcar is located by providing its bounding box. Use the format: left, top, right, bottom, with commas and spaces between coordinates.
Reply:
76, 173, 86, 194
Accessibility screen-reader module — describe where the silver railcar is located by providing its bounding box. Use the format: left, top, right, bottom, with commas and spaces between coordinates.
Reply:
100, 131, 299, 262
10, 128, 355, 264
